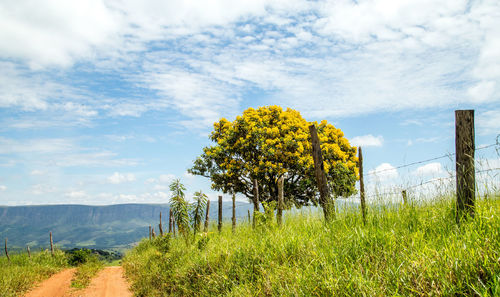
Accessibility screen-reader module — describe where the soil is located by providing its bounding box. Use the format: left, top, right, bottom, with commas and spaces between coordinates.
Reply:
24, 268, 76, 297
24, 266, 132, 297
68, 266, 132, 297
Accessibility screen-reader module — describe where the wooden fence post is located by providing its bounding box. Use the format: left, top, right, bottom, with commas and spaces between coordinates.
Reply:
152, 228, 156, 238
309, 124, 334, 221
159, 212, 163, 236
27, 245, 31, 258
218, 195, 223, 233
50, 232, 54, 256
168, 209, 173, 234
455, 110, 475, 222
4, 238, 9, 262
149, 225, 151, 240
173, 219, 176, 237
252, 179, 259, 228
402, 190, 408, 205
277, 176, 284, 226
358, 147, 367, 224
232, 193, 236, 233
204, 200, 210, 232
248, 210, 251, 223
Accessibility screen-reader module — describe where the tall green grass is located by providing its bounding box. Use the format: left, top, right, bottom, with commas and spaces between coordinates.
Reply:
0, 250, 68, 297
123, 197, 500, 296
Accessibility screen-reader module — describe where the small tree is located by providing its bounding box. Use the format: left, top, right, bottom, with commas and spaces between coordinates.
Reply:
189, 106, 358, 208
191, 191, 208, 235
169, 179, 190, 242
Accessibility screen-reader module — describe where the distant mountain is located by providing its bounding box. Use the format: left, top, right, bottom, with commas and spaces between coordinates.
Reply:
0, 202, 253, 252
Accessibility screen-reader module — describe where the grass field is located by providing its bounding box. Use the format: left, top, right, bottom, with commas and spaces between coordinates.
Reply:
123, 196, 500, 296
0, 250, 68, 297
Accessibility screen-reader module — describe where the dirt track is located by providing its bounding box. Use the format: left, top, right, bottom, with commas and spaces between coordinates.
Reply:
24, 266, 132, 297
69, 266, 132, 297
24, 268, 76, 297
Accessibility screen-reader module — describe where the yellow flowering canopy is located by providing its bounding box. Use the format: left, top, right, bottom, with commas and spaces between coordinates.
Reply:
189, 106, 358, 206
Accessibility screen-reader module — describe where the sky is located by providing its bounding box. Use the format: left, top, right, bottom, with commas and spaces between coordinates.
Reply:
0, 0, 499, 206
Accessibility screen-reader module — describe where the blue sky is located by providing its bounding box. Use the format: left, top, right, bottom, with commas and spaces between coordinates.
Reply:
0, 0, 499, 205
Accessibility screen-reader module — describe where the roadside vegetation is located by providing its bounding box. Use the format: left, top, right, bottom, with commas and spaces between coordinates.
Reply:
0, 247, 119, 296
68, 248, 105, 289
123, 196, 500, 296
0, 250, 67, 297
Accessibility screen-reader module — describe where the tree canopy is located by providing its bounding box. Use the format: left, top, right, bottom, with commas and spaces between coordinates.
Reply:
189, 106, 358, 207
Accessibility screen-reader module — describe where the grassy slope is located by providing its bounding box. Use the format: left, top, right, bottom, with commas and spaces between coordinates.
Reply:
0, 250, 68, 297
123, 197, 500, 296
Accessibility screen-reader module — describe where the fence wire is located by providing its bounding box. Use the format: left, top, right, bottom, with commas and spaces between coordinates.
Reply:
365, 135, 499, 177
219, 135, 500, 209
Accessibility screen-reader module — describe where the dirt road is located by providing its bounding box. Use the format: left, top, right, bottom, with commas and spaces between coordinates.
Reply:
69, 266, 132, 297
24, 266, 132, 297
24, 268, 76, 297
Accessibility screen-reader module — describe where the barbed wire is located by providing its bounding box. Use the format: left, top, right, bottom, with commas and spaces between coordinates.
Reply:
365, 136, 499, 177
215, 135, 500, 209
361, 167, 500, 198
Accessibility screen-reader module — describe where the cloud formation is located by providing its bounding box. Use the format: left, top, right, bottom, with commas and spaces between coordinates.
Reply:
414, 162, 443, 176
350, 135, 384, 147
369, 163, 398, 181
107, 172, 137, 184
1, 0, 498, 129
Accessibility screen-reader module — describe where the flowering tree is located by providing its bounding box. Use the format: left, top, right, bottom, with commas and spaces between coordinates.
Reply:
189, 106, 358, 207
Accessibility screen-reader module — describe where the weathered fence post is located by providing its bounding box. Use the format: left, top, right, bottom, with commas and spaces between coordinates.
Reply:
277, 176, 284, 226
27, 245, 31, 258
168, 209, 173, 234
149, 225, 152, 240
152, 228, 156, 238
252, 179, 260, 228
402, 190, 408, 205
4, 238, 9, 262
50, 232, 54, 256
218, 195, 223, 233
248, 210, 251, 223
204, 200, 210, 232
232, 193, 236, 233
173, 219, 176, 237
309, 124, 334, 221
358, 147, 367, 224
455, 110, 475, 222
159, 212, 163, 236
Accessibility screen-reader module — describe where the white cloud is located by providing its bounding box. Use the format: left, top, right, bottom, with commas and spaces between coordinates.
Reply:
158, 174, 175, 183
30, 170, 44, 176
350, 135, 384, 147
153, 184, 169, 191
476, 158, 500, 172
107, 172, 136, 184
65, 190, 87, 199
183, 171, 196, 180
369, 163, 398, 181
467, 81, 496, 103
0, 0, 121, 69
0, 137, 74, 154
477, 110, 500, 136
0, 0, 499, 130
54, 152, 138, 167
31, 184, 56, 195
414, 162, 443, 176
0, 185, 6, 191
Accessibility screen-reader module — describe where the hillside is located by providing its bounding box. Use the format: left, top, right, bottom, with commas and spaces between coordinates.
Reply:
123, 197, 500, 296
0, 202, 253, 251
